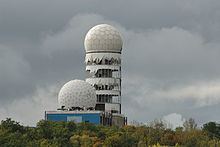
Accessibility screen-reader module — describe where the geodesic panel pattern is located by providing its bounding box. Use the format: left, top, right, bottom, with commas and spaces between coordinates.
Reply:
84, 24, 123, 53
58, 80, 96, 109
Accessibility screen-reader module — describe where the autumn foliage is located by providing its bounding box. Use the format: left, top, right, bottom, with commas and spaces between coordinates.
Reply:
0, 118, 220, 147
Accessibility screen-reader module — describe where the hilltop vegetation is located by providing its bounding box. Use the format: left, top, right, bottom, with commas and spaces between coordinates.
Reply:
0, 118, 220, 147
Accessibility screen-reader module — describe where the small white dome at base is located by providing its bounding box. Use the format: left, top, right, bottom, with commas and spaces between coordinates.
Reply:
58, 79, 96, 109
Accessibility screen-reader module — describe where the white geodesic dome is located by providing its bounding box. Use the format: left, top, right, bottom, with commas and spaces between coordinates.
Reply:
58, 79, 96, 109
84, 24, 123, 53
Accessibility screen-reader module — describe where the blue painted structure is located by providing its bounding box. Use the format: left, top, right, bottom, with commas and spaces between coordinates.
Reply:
45, 111, 101, 124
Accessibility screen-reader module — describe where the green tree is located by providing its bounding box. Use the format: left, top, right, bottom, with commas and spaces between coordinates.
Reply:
183, 118, 197, 131
1, 118, 220, 147
70, 135, 81, 147
104, 133, 122, 147
203, 122, 220, 139
0, 118, 25, 133
36, 120, 53, 139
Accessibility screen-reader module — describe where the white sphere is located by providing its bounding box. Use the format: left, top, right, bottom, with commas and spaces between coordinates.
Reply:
58, 80, 96, 109
84, 24, 123, 53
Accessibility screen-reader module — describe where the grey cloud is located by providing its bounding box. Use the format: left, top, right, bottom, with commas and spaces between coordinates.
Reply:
41, 14, 106, 55
1, 0, 219, 42
0, 85, 58, 126
122, 27, 220, 81
0, 45, 31, 103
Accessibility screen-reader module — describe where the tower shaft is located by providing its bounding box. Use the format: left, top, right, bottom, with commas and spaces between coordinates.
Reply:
85, 52, 121, 114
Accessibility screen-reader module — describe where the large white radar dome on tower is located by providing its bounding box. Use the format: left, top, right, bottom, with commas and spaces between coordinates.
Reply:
84, 24, 123, 53
58, 79, 96, 109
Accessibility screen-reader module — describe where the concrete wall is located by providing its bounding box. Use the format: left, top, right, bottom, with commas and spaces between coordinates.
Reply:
112, 115, 125, 127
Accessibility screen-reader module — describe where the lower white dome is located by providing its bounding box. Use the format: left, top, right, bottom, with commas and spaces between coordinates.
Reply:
58, 79, 96, 109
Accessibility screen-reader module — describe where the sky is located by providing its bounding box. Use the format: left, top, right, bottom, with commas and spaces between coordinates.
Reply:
0, 0, 220, 127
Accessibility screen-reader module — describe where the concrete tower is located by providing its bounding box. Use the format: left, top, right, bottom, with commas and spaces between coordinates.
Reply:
84, 24, 123, 114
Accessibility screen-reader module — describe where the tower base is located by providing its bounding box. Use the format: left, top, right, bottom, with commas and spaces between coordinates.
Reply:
45, 110, 127, 127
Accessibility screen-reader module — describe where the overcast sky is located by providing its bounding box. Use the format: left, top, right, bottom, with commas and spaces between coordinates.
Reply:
0, 0, 220, 127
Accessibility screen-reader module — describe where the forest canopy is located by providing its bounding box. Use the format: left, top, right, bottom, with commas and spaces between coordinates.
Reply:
0, 118, 220, 147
